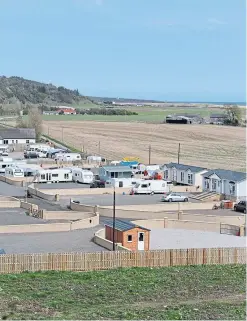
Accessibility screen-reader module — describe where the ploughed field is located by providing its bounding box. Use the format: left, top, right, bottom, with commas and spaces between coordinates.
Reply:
44, 121, 246, 171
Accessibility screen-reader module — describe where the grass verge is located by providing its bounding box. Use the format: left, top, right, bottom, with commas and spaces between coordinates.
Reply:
42, 134, 81, 153
0, 264, 245, 320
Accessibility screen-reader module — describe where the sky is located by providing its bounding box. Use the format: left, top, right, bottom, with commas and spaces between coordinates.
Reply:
0, 0, 246, 102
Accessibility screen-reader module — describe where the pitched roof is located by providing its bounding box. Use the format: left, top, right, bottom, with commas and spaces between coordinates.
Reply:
164, 162, 207, 173
202, 169, 246, 182
105, 219, 150, 232
102, 166, 133, 172
0, 128, 36, 139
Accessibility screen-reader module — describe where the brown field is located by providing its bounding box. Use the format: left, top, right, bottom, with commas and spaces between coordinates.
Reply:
44, 121, 246, 171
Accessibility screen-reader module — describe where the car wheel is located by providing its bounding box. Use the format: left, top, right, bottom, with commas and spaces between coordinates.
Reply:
168, 198, 172, 202
150, 191, 154, 195
184, 198, 188, 202
234, 207, 237, 211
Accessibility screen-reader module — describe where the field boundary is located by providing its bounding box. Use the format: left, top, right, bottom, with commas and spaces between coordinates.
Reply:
0, 247, 245, 274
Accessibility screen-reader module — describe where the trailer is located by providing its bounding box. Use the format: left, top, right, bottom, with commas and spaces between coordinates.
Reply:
34, 168, 73, 183
131, 180, 171, 195
72, 168, 94, 184
0, 145, 9, 156
54, 153, 81, 162
5, 167, 24, 178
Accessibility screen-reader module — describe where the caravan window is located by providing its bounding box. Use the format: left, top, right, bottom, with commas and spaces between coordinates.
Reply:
41, 174, 45, 179
64, 173, 69, 179
141, 184, 148, 188
52, 174, 58, 177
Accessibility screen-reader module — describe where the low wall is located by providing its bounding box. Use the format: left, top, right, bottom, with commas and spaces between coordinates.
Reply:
164, 218, 220, 232
94, 228, 130, 251
0, 175, 34, 187
170, 186, 202, 193
71, 213, 99, 230
70, 200, 97, 213
132, 219, 164, 229
28, 184, 57, 201
20, 201, 39, 212
41, 187, 130, 196
42, 210, 94, 220
0, 222, 71, 234
0, 196, 20, 208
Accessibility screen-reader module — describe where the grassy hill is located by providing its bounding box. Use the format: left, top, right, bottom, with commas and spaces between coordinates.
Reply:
0, 264, 245, 320
0, 76, 93, 107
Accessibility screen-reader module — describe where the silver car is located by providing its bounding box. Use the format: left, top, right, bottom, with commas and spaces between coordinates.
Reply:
161, 192, 189, 202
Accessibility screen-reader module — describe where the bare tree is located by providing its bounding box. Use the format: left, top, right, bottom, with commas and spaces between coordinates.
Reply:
16, 107, 43, 141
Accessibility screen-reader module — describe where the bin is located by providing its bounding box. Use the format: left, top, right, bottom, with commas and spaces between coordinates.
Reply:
221, 200, 233, 209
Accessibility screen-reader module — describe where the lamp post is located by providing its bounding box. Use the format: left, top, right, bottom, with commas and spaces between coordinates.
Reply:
112, 186, 116, 251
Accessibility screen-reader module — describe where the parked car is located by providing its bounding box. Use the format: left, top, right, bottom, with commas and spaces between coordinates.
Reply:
234, 201, 246, 214
161, 192, 188, 202
90, 180, 105, 188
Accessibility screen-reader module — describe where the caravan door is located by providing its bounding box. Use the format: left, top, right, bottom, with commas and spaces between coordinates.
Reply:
46, 173, 51, 182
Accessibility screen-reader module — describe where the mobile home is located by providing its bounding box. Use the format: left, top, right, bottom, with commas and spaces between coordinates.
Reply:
34, 168, 73, 183
54, 153, 81, 162
5, 167, 24, 178
72, 168, 94, 184
131, 180, 172, 195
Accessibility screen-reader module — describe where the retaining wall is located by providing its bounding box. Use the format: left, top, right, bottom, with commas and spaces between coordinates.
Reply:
28, 184, 57, 201
0, 196, 20, 208
41, 187, 130, 196
0, 222, 71, 234
94, 228, 130, 251
164, 218, 220, 232
70, 200, 98, 213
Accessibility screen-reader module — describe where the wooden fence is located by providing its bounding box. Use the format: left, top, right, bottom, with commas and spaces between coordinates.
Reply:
0, 247, 245, 274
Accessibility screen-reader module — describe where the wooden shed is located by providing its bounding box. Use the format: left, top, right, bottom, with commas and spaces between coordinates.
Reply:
105, 219, 150, 251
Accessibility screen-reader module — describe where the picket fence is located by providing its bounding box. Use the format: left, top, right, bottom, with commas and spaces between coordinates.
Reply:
0, 247, 245, 274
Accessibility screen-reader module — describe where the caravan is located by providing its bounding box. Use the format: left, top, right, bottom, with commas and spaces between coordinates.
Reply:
5, 167, 24, 178
131, 180, 172, 195
34, 168, 73, 183
72, 168, 94, 184
54, 153, 82, 162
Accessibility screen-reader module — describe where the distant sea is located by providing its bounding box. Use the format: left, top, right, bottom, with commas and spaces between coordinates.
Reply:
166, 101, 246, 105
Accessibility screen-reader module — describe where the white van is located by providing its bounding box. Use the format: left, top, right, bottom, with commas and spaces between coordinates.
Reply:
55, 153, 81, 162
5, 167, 24, 178
131, 180, 171, 195
72, 168, 94, 184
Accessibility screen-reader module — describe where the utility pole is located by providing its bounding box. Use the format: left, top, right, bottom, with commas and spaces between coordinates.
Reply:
178, 143, 181, 164
112, 187, 116, 251
148, 144, 151, 165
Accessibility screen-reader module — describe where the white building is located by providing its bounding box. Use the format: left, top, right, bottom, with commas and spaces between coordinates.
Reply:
0, 128, 36, 145
162, 163, 207, 187
202, 169, 246, 200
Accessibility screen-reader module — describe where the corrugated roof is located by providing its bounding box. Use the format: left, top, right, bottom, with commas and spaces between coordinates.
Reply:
0, 128, 36, 139
164, 162, 207, 173
202, 169, 246, 182
105, 219, 150, 232
102, 166, 133, 172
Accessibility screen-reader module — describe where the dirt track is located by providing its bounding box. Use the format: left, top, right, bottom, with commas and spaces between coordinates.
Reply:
44, 121, 246, 171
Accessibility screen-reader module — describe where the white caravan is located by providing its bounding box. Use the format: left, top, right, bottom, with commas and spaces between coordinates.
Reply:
131, 180, 172, 195
34, 168, 73, 183
5, 167, 24, 178
54, 153, 81, 162
0, 145, 9, 155
27, 144, 51, 153
105, 178, 142, 188
72, 168, 94, 184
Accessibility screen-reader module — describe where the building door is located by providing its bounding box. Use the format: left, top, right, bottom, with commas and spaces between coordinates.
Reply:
138, 232, 145, 250
212, 179, 217, 191
46, 173, 51, 181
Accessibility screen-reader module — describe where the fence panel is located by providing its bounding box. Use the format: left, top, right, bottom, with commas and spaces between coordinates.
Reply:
0, 248, 245, 274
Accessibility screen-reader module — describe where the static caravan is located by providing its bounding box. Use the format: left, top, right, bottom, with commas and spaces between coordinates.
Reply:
0, 145, 9, 156
55, 153, 82, 162
131, 180, 171, 195
34, 168, 73, 183
105, 178, 143, 188
87, 155, 105, 163
5, 167, 24, 178
72, 168, 94, 184
0, 162, 14, 174
27, 144, 50, 152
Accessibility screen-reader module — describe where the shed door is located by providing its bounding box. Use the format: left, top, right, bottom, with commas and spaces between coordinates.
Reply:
138, 232, 145, 251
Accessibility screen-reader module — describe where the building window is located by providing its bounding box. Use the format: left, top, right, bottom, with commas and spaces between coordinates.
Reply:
12, 140, 14, 144
41, 174, 45, 179
64, 173, 69, 179
127, 235, 132, 242
165, 170, 168, 179
16, 140, 18, 143
111, 172, 114, 178
52, 174, 59, 177
181, 172, 184, 182
188, 174, 193, 185
230, 183, 235, 195
3, 140, 8, 144
26, 140, 29, 143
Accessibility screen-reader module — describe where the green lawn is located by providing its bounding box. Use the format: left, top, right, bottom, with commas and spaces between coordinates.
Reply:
43, 107, 223, 122
0, 265, 245, 320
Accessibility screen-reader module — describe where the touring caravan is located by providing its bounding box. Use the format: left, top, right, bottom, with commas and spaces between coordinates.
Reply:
54, 153, 82, 162
0, 145, 9, 156
5, 167, 24, 178
27, 144, 50, 153
131, 180, 172, 195
34, 168, 73, 183
72, 168, 94, 184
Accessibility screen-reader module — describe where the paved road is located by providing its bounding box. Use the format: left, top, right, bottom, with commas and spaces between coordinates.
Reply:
0, 181, 25, 197
36, 182, 91, 189
0, 226, 104, 254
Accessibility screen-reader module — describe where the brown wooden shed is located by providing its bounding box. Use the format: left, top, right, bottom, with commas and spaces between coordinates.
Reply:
105, 219, 150, 251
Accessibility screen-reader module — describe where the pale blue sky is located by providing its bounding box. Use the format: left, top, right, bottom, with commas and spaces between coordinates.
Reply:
0, 0, 245, 102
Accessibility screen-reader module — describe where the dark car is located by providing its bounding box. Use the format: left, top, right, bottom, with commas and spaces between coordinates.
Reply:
234, 201, 246, 214
90, 180, 105, 188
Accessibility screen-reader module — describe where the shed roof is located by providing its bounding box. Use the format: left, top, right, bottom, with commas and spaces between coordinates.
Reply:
102, 166, 132, 172
202, 169, 246, 182
0, 128, 36, 139
105, 219, 150, 232
164, 162, 207, 173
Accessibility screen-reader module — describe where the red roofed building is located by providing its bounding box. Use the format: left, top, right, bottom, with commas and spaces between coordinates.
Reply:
57, 107, 76, 115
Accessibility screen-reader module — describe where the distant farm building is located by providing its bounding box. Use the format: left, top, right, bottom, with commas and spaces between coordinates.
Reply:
57, 107, 76, 115
165, 115, 192, 124
210, 113, 227, 124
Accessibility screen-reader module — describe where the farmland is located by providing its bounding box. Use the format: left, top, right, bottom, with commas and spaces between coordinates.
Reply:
0, 265, 245, 320
44, 120, 246, 171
